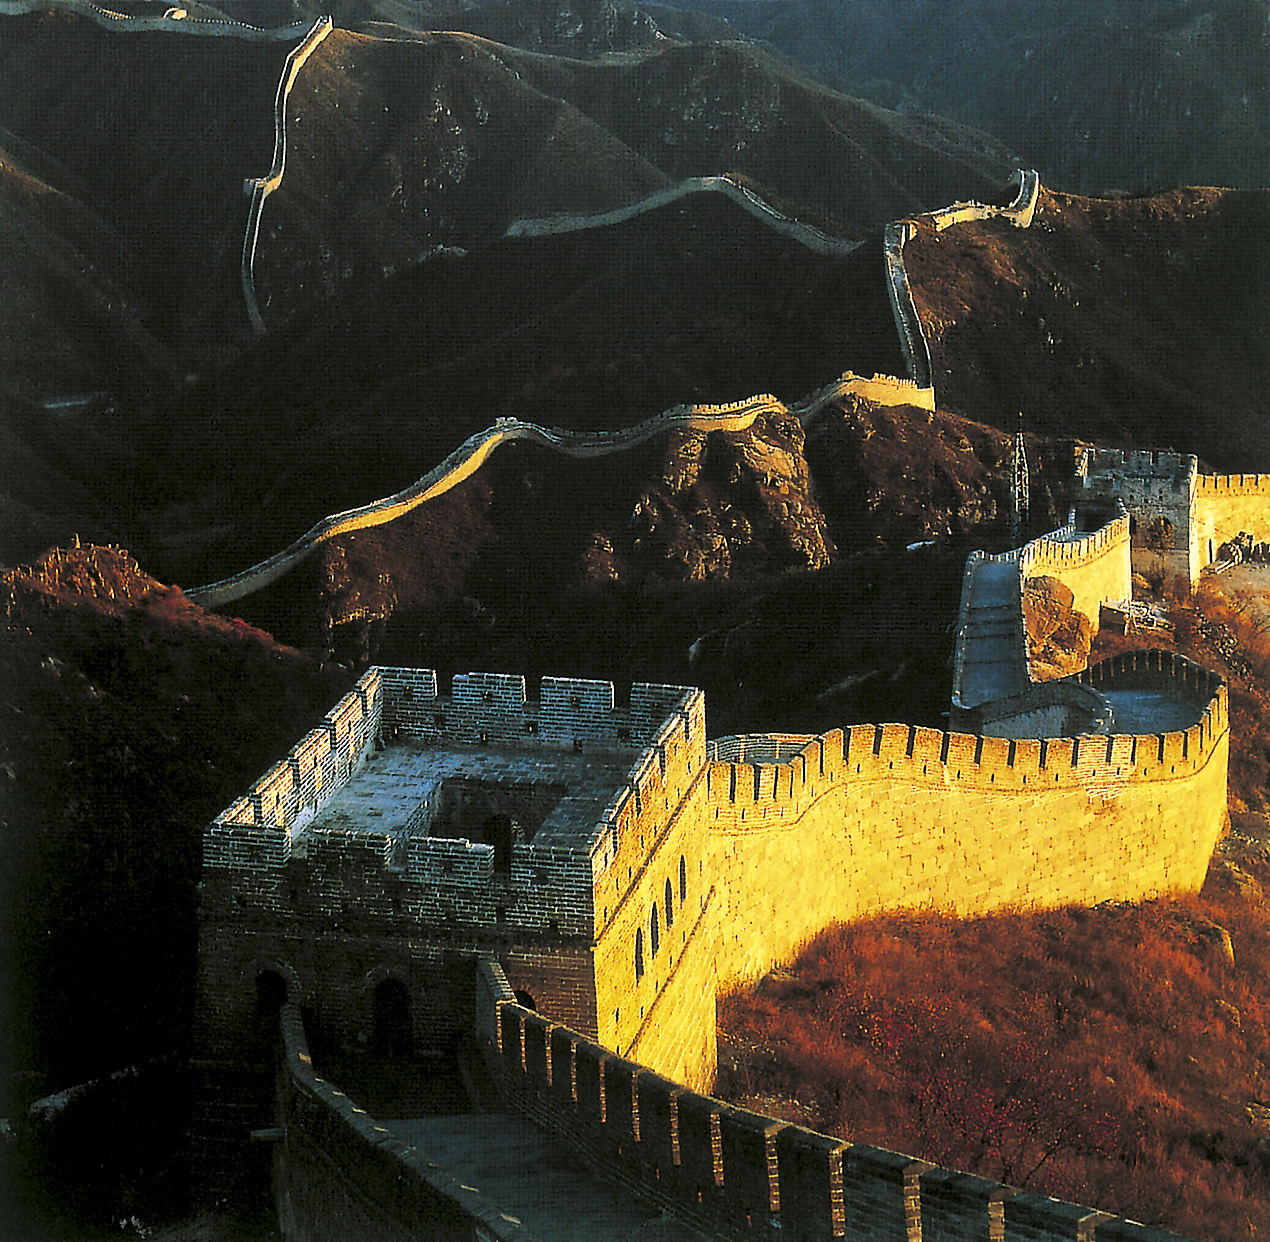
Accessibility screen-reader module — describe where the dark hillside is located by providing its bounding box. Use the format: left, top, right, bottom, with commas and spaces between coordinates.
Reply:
675, 0, 1270, 194
903, 186, 1270, 468
133, 193, 900, 585
485, 35, 1021, 240
0, 8, 288, 360
0, 548, 350, 1112
246, 25, 1018, 323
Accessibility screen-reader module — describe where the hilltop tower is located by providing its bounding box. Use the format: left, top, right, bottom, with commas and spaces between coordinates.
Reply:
194, 668, 718, 1093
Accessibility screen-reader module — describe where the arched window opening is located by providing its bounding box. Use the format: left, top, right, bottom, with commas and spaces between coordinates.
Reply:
514, 990, 538, 1012
255, 970, 286, 1017
650, 904, 660, 958
250, 970, 287, 1058
635, 930, 644, 979
679, 855, 687, 902
372, 978, 413, 1058
664, 878, 674, 927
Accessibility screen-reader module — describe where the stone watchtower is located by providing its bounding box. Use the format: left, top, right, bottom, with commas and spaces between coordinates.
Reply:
1077, 447, 1199, 581
194, 667, 718, 1092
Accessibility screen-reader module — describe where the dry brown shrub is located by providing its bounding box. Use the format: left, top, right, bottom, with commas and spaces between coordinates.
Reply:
718, 895, 1270, 1241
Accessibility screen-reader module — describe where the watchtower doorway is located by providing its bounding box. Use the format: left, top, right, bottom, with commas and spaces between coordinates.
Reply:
250, 969, 287, 1057
371, 978, 413, 1057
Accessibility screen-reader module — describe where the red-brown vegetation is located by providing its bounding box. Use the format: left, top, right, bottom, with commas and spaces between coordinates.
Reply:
717, 571, 1270, 1240
718, 893, 1270, 1240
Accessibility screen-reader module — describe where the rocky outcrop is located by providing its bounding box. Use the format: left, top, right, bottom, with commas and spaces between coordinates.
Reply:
1023, 574, 1092, 682
627, 411, 833, 581
804, 395, 1011, 551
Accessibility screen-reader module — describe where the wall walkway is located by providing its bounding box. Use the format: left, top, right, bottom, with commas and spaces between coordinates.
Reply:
265, 979, 1197, 1242
950, 510, 1132, 732
950, 553, 1029, 714
473, 963, 1190, 1242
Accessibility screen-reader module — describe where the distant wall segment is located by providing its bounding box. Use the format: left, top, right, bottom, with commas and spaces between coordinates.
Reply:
505, 174, 862, 258
184, 374, 932, 609
885, 168, 1039, 391
0, 0, 316, 35
241, 15, 334, 334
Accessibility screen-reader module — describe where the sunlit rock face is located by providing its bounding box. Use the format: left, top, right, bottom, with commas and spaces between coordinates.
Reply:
1024, 573, 1093, 682
628, 413, 834, 582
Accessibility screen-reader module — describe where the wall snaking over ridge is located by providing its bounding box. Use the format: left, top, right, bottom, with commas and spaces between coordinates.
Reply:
884, 168, 1040, 392
0, 0, 315, 35
505, 174, 861, 257
183, 373, 931, 609
240, 15, 334, 334
186, 159, 1055, 607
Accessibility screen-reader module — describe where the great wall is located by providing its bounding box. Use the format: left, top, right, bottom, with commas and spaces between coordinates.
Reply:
0, 0, 315, 35
4, 7, 1258, 1239
201, 628, 1225, 1239
241, 14, 335, 334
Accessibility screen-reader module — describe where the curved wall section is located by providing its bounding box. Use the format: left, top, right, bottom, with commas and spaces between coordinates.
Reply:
1020, 510, 1133, 641
184, 370, 932, 609
885, 168, 1039, 389
0, 0, 314, 35
706, 650, 1226, 991
505, 174, 862, 258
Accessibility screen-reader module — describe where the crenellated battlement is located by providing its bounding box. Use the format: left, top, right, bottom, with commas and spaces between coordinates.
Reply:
1196, 473, 1270, 494
1022, 511, 1131, 569
706, 652, 1224, 829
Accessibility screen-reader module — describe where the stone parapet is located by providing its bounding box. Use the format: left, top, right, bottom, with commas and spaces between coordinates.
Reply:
468, 964, 1194, 1242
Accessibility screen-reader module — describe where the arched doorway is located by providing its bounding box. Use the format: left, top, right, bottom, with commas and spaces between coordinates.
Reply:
255, 970, 287, 1016
372, 978, 413, 1057
251, 970, 287, 1058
